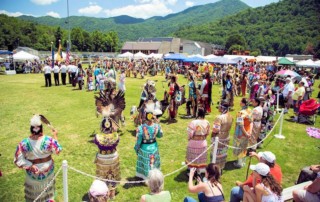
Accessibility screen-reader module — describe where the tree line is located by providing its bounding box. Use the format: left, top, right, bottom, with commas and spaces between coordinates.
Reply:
0, 14, 120, 52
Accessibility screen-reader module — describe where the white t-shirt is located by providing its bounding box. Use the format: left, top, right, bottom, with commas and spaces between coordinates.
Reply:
43, 65, 52, 74
282, 82, 294, 97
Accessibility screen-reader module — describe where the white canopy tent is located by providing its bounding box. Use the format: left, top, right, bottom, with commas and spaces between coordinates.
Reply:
204, 54, 218, 60
117, 51, 134, 59
134, 51, 148, 59
296, 59, 320, 68
147, 53, 163, 59
256, 56, 277, 62
9, 51, 39, 61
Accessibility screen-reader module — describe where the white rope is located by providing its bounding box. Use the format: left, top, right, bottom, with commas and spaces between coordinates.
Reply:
217, 110, 283, 150
68, 142, 216, 184
33, 166, 62, 202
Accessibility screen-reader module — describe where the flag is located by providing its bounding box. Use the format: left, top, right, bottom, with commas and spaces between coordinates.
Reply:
51, 44, 55, 68
66, 43, 70, 65
56, 41, 63, 62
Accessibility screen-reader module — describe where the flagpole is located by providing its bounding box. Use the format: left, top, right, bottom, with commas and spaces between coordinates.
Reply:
67, 0, 71, 50
51, 42, 54, 68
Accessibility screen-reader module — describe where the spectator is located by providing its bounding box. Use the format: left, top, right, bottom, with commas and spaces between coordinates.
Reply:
88, 180, 109, 202
184, 163, 224, 202
292, 81, 305, 120
230, 151, 282, 202
243, 163, 282, 202
293, 173, 320, 202
296, 164, 320, 184
140, 169, 171, 202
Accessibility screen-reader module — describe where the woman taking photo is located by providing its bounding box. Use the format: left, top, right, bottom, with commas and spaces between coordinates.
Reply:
184, 163, 225, 202
243, 163, 283, 202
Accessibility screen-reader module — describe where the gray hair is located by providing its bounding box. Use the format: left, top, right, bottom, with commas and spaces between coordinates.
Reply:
147, 169, 164, 193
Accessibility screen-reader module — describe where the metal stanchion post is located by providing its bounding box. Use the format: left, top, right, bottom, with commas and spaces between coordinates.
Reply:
276, 90, 280, 113
275, 110, 285, 139
62, 160, 69, 202
211, 137, 219, 163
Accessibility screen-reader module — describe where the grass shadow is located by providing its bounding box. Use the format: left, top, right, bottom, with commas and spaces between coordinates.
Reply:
122, 176, 146, 189
81, 192, 89, 202
223, 160, 240, 171
127, 129, 136, 137
173, 169, 188, 182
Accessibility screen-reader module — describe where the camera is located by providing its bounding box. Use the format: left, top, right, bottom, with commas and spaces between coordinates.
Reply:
246, 148, 256, 157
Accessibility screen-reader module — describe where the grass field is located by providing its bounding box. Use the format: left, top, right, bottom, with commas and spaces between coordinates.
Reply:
0, 72, 319, 202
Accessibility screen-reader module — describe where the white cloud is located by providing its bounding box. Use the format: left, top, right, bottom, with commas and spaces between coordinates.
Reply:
46, 11, 60, 18
0, 10, 34, 17
78, 5, 103, 15
185, 1, 194, 7
31, 0, 59, 6
165, 0, 178, 5
135, 0, 153, 3
104, 0, 173, 19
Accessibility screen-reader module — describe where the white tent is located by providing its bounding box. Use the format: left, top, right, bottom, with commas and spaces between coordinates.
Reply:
9, 51, 39, 60
223, 55, 255, 60
117, 51, 134, 59
296, 59, 320, 68
147, 53, 163, 59
204, 54, 218, 60
134, 51, 148, 59
256, 56, 277, 62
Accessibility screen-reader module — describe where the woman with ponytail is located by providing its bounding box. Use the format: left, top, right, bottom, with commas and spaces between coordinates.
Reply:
243, 163, 283, 202
184, 163, 225, 202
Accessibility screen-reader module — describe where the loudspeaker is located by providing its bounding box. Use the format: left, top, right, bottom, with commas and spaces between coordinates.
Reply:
8, 45, 13, 51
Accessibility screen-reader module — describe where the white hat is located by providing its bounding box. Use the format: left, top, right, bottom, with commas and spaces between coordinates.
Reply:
250, 163, 270, 176
89, 180, 108, 197
285, 77, 291, 81
258, 151, 276, 163
30, 115, 42, 127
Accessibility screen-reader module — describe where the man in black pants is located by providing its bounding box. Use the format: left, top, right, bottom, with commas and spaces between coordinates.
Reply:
43, 62, 52, 87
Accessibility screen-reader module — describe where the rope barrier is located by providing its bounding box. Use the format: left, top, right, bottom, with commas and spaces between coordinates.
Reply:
68, 142, 215, 184
217, 110, 284, 150
33, 166, 62, 202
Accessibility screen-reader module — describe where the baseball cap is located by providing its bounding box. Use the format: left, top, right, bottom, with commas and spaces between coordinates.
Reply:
250, 163, 270, 176
89, 179, 108, 197
258, 151, 276, 163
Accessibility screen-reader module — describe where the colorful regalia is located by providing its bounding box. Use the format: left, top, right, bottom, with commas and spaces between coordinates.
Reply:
14, 115, 62, 202
134, 102, 163, 179
233, 107, 252, 166
185, 119, 210, 171
251, 105, 263, 148
94, 118, 120, 200
211, 110, 233, 170
95, 89, 125, 199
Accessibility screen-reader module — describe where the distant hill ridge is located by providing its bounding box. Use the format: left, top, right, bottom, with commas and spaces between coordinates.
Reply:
18, 0, 250, 41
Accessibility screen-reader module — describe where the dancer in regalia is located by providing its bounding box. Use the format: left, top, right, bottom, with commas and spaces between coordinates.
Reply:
134, 102, 163, 179
233, 98, 253, 168
94, 90, 125, 199
211, 101, 233, 171
186, 70, 198, 118
185, 107, 210, 173
14, 115, 62, 202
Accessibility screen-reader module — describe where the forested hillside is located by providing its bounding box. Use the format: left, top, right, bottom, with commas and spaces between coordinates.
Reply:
174, 0, 320, 56
18, 0, 249, 41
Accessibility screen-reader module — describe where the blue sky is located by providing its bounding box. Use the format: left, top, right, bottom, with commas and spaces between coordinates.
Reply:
0, 0, 279, 19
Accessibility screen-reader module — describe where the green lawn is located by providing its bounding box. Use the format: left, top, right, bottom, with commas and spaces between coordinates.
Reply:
0, 73, 319, 202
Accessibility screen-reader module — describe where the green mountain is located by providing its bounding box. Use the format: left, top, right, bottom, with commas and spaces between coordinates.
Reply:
174, 0, 320, 56
18, 0, 250, 41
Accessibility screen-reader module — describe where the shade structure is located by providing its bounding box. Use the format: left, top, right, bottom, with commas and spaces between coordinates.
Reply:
204, 54, 218, 60
296, 59, 320, 68
9, 51, 39, 60
147, 53, 163, 59
256, 56, 277, 62
117, 51, 134, 58
0, 50, 13, 55
183, 56, 207, 63
278, 57, 295, 65
163, 53, 186, 61
134, 51, 148, 59
275, 70, 300, 78
207, 57, 222, 63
